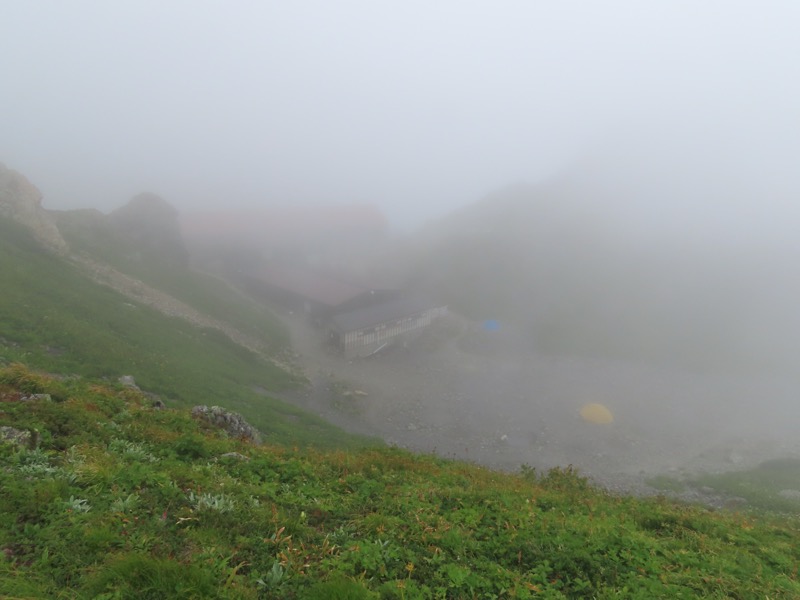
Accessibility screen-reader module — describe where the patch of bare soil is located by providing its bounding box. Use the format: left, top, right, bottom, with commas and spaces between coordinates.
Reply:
279, 312, 800, 496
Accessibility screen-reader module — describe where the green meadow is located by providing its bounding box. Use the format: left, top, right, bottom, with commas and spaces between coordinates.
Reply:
0, 216, 368, 450
2, 364, 800, 599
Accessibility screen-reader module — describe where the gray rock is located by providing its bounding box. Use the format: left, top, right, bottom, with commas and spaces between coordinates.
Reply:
728, 451, 745, 465
191, 405, 262, 444
0, 163, 69, 254
0, 426, 39, 449
21, 393, 51, 402
118, 375, 139, 389
778, 489, 800, 500
219, 452, 250, 461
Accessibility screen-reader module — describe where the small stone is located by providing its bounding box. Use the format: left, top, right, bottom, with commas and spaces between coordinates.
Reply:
219, 452, 250, 461
118, 375, 140, 389
191, 405, 262, 444
0, 426, 39, 449
21, 393, 51, 402
728, 452, 744, 465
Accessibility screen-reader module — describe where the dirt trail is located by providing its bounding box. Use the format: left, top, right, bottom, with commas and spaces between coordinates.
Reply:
70, 254, 294, 373
280, 311, 800, 494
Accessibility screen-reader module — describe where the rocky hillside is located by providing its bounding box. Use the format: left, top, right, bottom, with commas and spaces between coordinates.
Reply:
52, 191, 190, 270
0, 162, 293, 364
108, 192, 189, 268
0, 162, 68, 254
0, 164, 370, 450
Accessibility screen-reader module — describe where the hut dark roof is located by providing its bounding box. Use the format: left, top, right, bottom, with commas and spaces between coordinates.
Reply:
330, 294, 440, 333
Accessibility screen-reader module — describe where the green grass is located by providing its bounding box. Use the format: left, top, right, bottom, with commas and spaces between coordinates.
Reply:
2, 364, 800, 598
691, 459, 800, 514
54, 209, 288, 350
0, 216, 372, 450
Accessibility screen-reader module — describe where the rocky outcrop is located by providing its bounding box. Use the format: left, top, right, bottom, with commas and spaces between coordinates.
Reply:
0, 163, 68, 254
21, 394, 51, 402
191, 405, 262, 444
117, 375, 165, 408
118, 375, 140, 390
0, 426, 40, 449
0, 166, 292, 378
109, 192, 188, 267
219, 451, 250, 461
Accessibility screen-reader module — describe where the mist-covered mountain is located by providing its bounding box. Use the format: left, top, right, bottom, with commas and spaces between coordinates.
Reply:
6, 162, 800, 596
0, 164, 366, 449
389, 169, 800, 375
52, 191, 189, 270
180, 204, 390, 278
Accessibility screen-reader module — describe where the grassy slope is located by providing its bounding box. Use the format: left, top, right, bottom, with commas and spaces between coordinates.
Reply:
53, 209, 288, 351
689, 459, 800, 514
2, 364, 800, 599
0, 216, 371, 449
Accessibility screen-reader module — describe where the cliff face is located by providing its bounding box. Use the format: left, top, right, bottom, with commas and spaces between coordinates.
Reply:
0, 163, 68, 254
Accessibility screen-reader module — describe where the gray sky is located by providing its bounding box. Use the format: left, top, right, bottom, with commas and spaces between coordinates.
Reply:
1, 1, 799, 230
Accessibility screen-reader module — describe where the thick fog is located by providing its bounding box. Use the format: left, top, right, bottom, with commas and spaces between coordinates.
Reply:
5, 2, 800, 493
2, 2, 799, 231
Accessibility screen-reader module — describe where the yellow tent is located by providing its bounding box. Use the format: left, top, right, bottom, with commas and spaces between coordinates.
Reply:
580, 403, 614, 424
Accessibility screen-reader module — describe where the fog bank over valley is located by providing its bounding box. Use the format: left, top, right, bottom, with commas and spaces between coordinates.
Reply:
2, 2, 800, 490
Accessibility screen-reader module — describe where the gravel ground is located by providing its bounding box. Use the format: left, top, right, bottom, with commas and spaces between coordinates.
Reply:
279, 311, 800, 496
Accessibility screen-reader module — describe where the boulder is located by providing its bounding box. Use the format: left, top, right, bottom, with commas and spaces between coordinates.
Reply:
191, 405, 262, 444
118, 375, 140, 390
778, 489, 800, 501
219, 451, 250, 461
20, 393, 52, 402
0, 426, 39, 449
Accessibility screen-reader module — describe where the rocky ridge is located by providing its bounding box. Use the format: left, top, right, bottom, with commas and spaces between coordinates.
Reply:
0, 163, 68, 254
191, 405, 262, 444
108, 192, 189, 267
0, 162, 293, 375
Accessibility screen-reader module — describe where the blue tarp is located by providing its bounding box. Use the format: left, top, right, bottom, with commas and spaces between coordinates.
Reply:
483, 319, 500, 331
